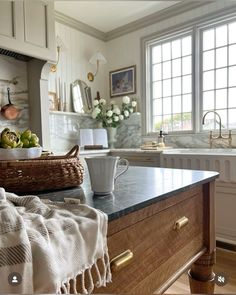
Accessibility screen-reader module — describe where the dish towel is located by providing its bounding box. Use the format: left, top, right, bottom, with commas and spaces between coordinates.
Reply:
0, 187, 112, 294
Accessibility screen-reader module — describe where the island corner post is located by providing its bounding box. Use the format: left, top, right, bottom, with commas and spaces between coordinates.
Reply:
188, 181, 216, 294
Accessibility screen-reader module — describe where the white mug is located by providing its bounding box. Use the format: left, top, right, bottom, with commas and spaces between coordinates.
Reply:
85, 156, 129, 195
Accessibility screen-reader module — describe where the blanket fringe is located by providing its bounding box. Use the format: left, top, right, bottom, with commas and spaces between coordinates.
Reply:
62, 251, 112, 294
72, 278, 77, 294
94, 260, 102, 287
87, 267, 94, 294
81, 271, 88, 294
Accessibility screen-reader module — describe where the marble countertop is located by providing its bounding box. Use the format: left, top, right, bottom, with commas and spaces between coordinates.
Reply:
53, 147, 174, 156
80, 148, 110, 155
38, 166, 219, 221
110, 148, 167, 154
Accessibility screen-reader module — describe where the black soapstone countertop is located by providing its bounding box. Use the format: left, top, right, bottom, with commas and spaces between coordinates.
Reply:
38, 166, 219, 221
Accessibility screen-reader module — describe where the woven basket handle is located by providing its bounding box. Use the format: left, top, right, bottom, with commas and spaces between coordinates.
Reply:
66, 145, 80, 157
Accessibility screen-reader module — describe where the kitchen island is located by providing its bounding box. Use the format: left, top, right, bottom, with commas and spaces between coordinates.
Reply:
39, 166, 219, 294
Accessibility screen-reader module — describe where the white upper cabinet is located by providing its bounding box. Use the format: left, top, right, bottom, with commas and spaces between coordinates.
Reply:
0, 0, 56, 62
0, 1, 15, 38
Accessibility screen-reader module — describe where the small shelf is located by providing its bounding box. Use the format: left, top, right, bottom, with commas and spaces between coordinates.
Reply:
49, 111, 91, 117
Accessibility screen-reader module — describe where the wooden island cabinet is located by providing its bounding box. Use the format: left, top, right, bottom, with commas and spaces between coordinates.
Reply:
96, 182, 216, 293
39, 166, 218, 294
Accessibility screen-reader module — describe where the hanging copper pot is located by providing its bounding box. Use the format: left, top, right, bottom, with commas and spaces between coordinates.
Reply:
1, 87, 21, 120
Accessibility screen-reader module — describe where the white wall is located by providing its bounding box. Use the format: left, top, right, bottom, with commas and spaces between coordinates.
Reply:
48, 22, 108, 112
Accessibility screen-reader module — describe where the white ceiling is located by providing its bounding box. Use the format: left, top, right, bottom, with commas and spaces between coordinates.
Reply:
55, 1, 181, 33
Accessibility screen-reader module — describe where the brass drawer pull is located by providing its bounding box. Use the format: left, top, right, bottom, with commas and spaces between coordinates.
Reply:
110, 249, 133, 272
174, 216, 189, 230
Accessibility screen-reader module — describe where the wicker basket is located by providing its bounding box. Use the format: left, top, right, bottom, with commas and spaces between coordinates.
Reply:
0, 145, 84, 194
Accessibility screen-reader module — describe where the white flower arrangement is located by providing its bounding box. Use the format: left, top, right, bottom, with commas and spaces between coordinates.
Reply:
91, 96, 137, 128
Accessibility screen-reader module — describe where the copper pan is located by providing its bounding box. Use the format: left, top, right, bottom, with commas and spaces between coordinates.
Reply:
1, 87, 21, 120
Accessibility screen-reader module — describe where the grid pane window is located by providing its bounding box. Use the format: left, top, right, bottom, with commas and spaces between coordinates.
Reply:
151, 34, 192, 132
202, 20, 236, 130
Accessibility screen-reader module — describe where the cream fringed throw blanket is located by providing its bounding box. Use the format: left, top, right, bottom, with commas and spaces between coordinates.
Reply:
0, 187, 112, 294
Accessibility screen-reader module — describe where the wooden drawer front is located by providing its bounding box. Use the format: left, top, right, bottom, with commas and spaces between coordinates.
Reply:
126, 155, 156, 166
96, 192, 204, 293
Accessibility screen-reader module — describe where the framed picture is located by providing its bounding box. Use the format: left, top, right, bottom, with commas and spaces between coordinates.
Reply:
110, 65, 136, 97
48, 92, 58, 111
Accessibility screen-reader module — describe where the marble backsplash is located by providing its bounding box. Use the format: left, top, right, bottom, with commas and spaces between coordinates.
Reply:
49, 112, 97, 152
0, 55, 29, 132
49, 112, 142, 152
49, 110, 236, 153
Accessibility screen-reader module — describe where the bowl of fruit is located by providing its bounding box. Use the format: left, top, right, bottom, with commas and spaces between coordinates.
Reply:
0, 128, 42, 160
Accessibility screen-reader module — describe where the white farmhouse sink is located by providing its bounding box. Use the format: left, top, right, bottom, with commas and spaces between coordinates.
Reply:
161, 148, 236, 182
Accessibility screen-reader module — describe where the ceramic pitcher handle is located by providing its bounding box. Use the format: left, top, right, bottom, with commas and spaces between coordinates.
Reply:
115, 158, 129, 182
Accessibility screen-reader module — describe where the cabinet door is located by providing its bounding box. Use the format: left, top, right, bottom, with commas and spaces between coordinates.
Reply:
22, 0, 56, 61
23, 0, 48, 48
0, 1, 15, 38
0, 1, 23, 42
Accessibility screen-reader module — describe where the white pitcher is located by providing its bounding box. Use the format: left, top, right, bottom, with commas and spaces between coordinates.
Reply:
85, 156, 129, 195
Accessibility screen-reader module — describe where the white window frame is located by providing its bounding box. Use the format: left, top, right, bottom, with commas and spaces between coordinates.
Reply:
149, 29, 194, 134
198, 16, 236, 132
141, 11, 236, 137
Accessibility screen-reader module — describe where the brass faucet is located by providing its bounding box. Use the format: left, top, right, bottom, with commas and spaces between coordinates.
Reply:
202, 110, 232, 148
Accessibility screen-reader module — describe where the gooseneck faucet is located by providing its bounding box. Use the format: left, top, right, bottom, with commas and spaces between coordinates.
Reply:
202, 110, 223, 138
202, 110, 232, 148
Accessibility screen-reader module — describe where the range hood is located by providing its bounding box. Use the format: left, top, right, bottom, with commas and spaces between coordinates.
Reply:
0, 48, 32, 62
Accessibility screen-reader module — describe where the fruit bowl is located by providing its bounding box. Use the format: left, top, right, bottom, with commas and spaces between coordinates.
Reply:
0, 147, 42, 161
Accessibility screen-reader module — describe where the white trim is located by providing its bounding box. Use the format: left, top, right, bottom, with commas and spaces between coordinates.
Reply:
106, 1, 209, 41
54, 11, 106, 41
216, 236, 236, 246
216, 226, 236, 243
54, 1, 215, 42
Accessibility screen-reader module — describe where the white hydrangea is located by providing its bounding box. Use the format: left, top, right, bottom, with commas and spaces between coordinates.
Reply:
107, 110, 113, 117
93, 99, 99, 106
123, 96, 130, 104
91, 107, 101, 118
131, 101, 137, 107
107, 118, 112, 124
113, 107, 121, 115
100, 98, 106, 105
129, 108, 134, 113
114, 115, 119, 122
119, 114, 124, 120
124, 110, 130, 117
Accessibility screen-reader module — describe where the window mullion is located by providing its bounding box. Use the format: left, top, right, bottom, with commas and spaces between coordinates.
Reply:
195, 26, 201, 133
227, 23, 229, 128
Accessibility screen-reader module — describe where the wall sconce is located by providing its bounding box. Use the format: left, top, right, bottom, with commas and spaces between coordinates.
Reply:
50, 36, 66, 73
50, 46, 61, 73
87, 51, 107, 82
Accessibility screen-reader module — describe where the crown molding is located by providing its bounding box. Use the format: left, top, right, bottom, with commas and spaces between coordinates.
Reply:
105, 0, 214, 41
55, 1, 216, 42
54, 11, 106, 41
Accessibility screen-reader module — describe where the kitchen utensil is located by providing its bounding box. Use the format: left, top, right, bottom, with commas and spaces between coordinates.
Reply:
1, 87, 21, 120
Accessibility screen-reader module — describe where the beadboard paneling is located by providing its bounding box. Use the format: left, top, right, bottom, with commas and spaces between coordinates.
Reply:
48, 22, 108, 112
